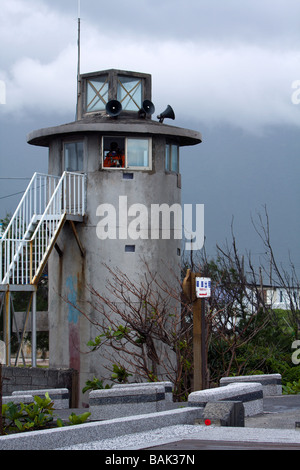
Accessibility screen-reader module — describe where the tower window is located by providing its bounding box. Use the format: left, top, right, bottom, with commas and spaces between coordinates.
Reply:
117, 76, 142, 111
64, 141, 83, 172
102, 136, 151, 170
86, 76, 109, 112
127, 138, 149, 167
165, 144, 179, 173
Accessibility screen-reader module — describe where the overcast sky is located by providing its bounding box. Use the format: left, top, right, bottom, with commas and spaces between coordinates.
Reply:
0, 0, 300, 277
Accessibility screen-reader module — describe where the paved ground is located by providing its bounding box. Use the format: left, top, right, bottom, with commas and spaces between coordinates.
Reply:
147, 439, 300, 450
143, 395, 300, 450
57, 395, 300, 450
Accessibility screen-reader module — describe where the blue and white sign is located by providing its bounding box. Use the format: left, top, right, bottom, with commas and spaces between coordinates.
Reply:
195, 277, 211, 298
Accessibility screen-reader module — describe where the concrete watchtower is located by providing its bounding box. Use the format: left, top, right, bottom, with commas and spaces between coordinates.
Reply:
27, 69, 202, 404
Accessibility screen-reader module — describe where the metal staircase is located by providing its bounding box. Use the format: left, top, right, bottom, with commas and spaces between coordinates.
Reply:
0, 171, 86, 366
0, 171, 86, 286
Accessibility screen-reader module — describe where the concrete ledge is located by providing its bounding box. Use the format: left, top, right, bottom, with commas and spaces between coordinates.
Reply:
113, 381, 173, 403
2, 395, 34, 405
0, 407, 203, 450
89, 385, 165, 419
220, 374, 282, 396
12, 388, 69, 409
188, 382, 263, 416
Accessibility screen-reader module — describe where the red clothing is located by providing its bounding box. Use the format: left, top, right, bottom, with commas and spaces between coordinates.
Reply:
103, 150, 125, 167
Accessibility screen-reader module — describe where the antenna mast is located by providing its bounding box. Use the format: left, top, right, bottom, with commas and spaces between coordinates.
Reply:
76, 0, 82, 120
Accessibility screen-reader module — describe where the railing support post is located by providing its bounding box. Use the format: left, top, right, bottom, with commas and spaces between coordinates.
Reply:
31, 289, 37, 367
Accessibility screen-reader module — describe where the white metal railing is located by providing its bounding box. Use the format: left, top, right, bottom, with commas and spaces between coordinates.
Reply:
0, 171, 86, 285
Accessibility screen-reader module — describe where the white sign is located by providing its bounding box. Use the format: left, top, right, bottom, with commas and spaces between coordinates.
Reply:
196, 277, 211, 298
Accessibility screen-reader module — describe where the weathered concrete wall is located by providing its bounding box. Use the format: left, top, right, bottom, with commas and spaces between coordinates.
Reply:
47, 132, 182, 406
1, 366, 79, 407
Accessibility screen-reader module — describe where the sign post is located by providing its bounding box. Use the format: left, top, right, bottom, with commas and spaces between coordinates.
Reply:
183, 270, 211, 391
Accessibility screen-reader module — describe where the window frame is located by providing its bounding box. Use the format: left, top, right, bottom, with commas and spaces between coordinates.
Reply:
102, 136, 152, 171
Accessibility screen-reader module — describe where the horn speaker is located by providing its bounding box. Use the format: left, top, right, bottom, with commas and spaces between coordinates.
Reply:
157, 105, 175, 123
138, 100, 155, 118
106, 100, 122, 117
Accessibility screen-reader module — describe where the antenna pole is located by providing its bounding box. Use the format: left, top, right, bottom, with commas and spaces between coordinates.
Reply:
76, 0, 82, 120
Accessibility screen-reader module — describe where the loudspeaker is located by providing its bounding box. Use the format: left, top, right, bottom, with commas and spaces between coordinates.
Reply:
157, 105, 175, 123
106, 100, 122, 117
138, 100, 155, 118
143, 100, 155, 115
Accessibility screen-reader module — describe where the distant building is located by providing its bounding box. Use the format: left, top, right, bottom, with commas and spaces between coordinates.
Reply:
258, 285, 300, 310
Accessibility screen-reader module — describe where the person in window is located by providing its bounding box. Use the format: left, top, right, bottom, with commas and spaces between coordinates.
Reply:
103, 142, 125, 168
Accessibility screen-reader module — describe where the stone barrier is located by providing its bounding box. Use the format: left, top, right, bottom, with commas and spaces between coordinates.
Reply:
220, 374, 282, 396
202, 401, 245, 427
12, 388, 69, 409
188, 382, 263, 416
0, 407, 203, 450
2, 394, 34, 405
89, 385, 165, 420
113, 381, 173, 404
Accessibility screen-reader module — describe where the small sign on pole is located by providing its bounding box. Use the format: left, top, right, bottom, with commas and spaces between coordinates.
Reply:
195, 277, 211, 298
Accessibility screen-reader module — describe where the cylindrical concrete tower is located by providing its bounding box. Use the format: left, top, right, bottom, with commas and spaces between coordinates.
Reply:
27, 69, 202, 405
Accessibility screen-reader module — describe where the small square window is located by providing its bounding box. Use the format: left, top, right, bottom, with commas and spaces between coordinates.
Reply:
125, 245, 135, 252
123, 173, 134, 180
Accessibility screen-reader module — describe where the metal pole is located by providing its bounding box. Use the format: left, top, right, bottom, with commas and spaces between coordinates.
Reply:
76, 1, 82, 120
4, 290, 10, 366
31, 290, 37, 367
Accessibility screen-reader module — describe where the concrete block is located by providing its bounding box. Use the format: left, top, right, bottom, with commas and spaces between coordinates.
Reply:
201, 401, 245, 427
220, 374, 282, 396
188, 382, 263, 416
89, 385, 165, 420
113, 381, 173, 403
12, 388, 69, 409
2, 395, 34, 405
0, 407, 204, 450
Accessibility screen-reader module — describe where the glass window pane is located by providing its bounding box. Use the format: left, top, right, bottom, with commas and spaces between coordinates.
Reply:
127, 139, 149, 167
86, 77, 108, 112
171, 145, 179, 172
64, 142, 83, 171
165, 145, 170, 170
117, 76, 142, 111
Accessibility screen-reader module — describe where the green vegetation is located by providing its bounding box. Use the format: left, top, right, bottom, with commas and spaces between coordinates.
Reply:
208, 308, 300, 391
82, 376, 111, 394
1, 393, 90, 435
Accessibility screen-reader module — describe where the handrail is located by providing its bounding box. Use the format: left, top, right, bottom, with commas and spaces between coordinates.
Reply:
0, 172, 86, 285
29, 172, 86, 284
0, 173, 60, 284
1, 173, 60, 241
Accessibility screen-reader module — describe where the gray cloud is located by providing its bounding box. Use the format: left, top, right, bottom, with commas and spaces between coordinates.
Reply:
1, 0, 299, 273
